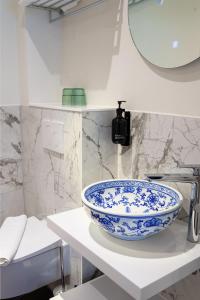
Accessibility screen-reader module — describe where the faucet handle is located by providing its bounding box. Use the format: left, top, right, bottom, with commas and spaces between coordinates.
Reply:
179, 164, 200, 176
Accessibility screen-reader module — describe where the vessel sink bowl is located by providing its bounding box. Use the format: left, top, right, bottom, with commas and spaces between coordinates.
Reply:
82, 179, 183, 240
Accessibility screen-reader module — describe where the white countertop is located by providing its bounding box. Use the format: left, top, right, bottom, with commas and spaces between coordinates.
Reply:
47, 208, 200, 300
29, 103, 116, 112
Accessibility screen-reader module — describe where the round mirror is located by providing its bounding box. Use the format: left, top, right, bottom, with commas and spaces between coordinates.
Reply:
128, 0, 200, 68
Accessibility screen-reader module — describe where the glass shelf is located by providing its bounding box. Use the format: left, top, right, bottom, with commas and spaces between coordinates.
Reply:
26, 0, 106, 22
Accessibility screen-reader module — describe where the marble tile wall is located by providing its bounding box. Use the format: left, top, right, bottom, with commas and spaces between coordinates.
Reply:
120, 111, 200, 172
21, 107, 117, 219
3, 105, 200, 297
82, 111, 117, 187
0, 106, 24, 225
20, 106, 116, 286
118, 111, 200, 300
7, 107, 198, 221
21, 106, 82, 219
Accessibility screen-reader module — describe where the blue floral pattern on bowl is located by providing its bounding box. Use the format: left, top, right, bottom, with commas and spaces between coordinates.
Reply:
82, 180, 183, 240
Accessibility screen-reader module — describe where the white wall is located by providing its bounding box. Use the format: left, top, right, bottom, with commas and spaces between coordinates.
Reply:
6, 0, 200, 116
61, 0, 200, 116
0, 0, 20, 105
0, 0, 63, 106
23, 8, 63, 104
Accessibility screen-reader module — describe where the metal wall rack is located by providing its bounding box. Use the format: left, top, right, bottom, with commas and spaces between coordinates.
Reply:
27, 0, 106, 23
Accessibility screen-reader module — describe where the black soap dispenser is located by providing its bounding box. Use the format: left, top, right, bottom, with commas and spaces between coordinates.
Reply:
112, 101, 130, 146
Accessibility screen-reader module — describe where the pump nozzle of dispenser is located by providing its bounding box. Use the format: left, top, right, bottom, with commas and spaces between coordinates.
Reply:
116, 101, 126, 117
118, 101, 126, 108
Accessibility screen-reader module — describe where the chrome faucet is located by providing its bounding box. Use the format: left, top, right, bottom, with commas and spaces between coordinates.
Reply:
146, 165, 200, 243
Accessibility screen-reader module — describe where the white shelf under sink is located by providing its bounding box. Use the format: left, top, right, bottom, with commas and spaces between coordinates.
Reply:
47, 207, 200, 300
50, 275, 161, 300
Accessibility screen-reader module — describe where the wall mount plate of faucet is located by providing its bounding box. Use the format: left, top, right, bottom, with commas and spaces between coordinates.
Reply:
25, 0, 106, 22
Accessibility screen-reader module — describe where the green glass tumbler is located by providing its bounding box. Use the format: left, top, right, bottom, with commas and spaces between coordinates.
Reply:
72, 88, 85, 96
62, 95, 72, 105
71, 95, 86, 106
63, 88, 74, 96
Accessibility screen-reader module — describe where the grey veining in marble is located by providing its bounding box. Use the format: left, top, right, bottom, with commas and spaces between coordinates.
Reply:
21, 107, 118, 219
0, 158, 23, 193
119, 113, 200, 178
0, 106, 24, 224
0, 107, 22, 158
21, 107, 82, 218
63, 111, 82, 211
82, 111, 117, 187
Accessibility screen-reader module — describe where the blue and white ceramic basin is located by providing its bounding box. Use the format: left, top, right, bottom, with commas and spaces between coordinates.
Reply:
82, 179, 183, 240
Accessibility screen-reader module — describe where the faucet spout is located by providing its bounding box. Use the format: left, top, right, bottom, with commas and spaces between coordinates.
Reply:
146, 173, 198, 184
146, 166, 200, 243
